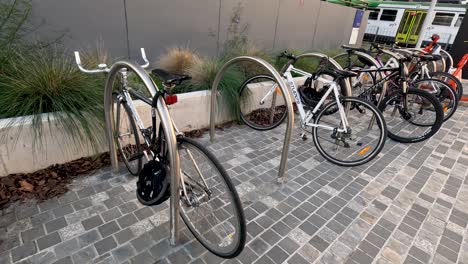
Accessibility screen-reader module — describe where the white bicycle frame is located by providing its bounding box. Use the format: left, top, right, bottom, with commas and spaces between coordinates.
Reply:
267, 64, 350, 133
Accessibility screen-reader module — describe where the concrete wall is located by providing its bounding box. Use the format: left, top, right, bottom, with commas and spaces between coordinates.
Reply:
29, 0, 367, 60
0, 77, 306, 176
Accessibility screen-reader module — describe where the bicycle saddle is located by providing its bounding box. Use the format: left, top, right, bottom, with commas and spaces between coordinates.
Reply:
341, 45, 367, 53
151, 69, 191, 86
418, 54, 442, 62
330, 68, 358, 78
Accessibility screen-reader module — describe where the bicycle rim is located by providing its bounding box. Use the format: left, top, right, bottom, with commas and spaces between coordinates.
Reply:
178, 137, 245, 258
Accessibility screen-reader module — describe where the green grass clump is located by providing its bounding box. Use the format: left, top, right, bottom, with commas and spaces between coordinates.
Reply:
0, 47, 105, 150
187, 58, 244, 119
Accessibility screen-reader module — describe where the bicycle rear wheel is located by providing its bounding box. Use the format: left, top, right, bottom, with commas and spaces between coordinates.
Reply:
378, 88, 443, 143
429, 71, 463, 101
239, 75, 288, 131
178, 137, 246, 258
413, 78, 458, 122
113, 94, 143, 175
313, 97, 387, 166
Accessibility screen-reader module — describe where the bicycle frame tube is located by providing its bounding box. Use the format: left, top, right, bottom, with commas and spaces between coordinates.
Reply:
283, 65, 348, 133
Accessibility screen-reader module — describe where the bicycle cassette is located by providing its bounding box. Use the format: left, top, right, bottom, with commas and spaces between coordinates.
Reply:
136, 160, 170, 206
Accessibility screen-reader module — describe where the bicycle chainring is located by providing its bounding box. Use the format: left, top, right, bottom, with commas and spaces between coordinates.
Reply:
136, 160, 170, 206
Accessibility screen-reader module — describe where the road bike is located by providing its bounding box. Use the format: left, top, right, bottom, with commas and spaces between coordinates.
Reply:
75, 49, 246, 258
239, 52, 387, 167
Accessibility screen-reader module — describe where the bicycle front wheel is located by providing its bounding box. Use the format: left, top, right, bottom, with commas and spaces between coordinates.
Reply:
313, 97, 387, 166
379, 88, 443, 143
113, 94, 143, 175
239, 75, 287, 131
178, 137, 246, 258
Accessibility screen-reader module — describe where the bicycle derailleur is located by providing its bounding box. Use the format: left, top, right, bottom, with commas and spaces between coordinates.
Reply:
330, 127, 353, 148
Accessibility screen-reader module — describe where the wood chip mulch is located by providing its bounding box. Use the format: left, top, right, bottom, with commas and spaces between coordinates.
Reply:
0, 153, 110, 210
0, 124, 234, 210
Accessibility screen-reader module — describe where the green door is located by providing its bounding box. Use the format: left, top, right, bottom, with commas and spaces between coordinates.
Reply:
407, 11, 427, 45
396, 10, 427, 45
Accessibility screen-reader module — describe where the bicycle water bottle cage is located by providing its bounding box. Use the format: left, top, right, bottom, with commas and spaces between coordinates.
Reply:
136, 159, 170, 206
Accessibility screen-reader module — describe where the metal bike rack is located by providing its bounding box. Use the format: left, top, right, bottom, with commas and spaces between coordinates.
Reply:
209, 56, 294, 183
104, 61, 182, 246
281, 53, 353, 97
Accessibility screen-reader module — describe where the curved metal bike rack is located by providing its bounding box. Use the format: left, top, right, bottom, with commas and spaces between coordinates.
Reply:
209, 56, 294, 183
104, 61, 182, 246
281, 53, 353, 97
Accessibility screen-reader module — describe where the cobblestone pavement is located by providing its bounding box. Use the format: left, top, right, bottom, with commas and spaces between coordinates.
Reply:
2, 107, 468, 264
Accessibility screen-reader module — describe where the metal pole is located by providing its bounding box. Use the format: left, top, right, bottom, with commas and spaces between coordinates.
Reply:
209, 56, 294, 183
416, 0, 437, 48
104, 61, 181, 245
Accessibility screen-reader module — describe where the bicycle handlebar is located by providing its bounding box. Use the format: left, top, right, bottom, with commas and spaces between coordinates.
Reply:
74, 48, 150, 73
278, 51, 297, 60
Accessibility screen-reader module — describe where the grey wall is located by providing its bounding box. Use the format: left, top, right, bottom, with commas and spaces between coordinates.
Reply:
29, 0, 367, 60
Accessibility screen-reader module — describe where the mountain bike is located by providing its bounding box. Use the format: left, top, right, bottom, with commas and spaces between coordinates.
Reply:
75, 49, 246, 258
239, 52, 387, 167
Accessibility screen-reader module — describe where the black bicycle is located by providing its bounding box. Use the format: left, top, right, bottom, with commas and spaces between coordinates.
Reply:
75, 50, 246, 258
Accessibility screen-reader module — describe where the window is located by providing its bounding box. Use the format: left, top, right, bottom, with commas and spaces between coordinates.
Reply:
369, 10, 379, 20
432, 12, 455, 26
455, 14, 464, 27
380, 10, 398, 21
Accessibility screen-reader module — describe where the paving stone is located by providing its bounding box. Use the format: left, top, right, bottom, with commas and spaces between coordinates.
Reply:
94, 236, 118, 255
45, 217, 67, 233
54, 238, 80, 259
72, 245, 98, 263
130, 250, 155, 264
309, 235, 329, 252
82, 215, 104, 231
21, 226, 45, 242
266, 245, 288, 264
11, 241, 37, 262
112, 243, 136, 263
167, 249, 191, 264
52, 205, 74, 218
37, 232, 61, 250
52, 256, 73, 264
77, 229, 101, 247
99, 221, 120, 237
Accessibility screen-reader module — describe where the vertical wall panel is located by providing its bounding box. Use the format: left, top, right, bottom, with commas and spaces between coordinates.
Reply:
29, 0, 128, 58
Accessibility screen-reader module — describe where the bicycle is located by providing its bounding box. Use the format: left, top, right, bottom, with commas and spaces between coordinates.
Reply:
335, 44, 458, 123
239, 52, 387, 167
75, 49, 246, 258
333, 48, 445, 143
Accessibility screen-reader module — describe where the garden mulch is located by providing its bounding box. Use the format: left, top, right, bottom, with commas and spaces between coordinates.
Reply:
0, 153, 110, 210
0, 123, 236, 210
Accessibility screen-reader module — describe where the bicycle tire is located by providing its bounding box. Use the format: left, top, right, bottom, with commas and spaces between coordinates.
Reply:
429, 71, 463, 101
239, 75, 288, 131
413, 78, 458, 122
114, 96, 143, 175
178, 137, 246, 258
312, 97, 387, 166
378, 88, 443, 143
